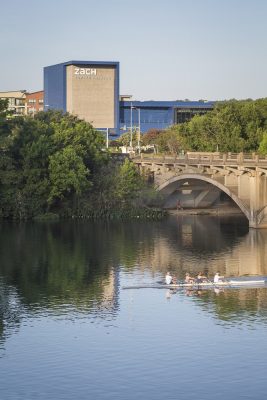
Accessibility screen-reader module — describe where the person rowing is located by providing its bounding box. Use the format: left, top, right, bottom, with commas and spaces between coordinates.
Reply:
165, 271, 177, 285
185, 272, 195, 284
214, 272, 224, 283
196, 272, 208, 284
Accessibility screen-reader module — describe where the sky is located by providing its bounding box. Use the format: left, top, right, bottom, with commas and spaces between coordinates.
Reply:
0, 0, 266, 101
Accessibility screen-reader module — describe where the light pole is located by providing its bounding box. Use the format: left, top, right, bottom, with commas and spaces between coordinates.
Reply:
137, 108, 141, 153
130, 102, 133, 149
106, 128, 109, 149
130, 105, 141, 153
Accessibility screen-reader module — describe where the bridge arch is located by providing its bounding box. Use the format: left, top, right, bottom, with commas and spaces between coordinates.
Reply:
157, 174, 250, 221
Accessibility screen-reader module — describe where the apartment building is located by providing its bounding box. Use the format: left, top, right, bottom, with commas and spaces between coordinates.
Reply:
0, 90, 44, 116
0, 91, 27, 116
25, 91, 44, 115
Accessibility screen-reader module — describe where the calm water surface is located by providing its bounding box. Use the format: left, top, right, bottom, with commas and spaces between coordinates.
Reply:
1, 215, 267, 400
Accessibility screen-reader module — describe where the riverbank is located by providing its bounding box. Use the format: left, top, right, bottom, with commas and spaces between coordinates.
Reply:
31, 207, 167, 221
168, 207, 243, 216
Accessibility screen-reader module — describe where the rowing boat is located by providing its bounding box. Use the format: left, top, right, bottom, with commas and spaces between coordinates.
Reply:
123, 280, 266, 290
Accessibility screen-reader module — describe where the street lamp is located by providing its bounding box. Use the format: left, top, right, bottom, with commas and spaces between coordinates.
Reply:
130, 105, 141, 153
130, 102, 133, 149
137, 107, 141, 153
106, 128, 109, 149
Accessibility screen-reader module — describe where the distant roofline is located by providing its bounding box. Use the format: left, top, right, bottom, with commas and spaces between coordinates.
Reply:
120, 100, 215, 107
44, 60, 120, 69
0, 90, 27, 94
26, 90, 44, 95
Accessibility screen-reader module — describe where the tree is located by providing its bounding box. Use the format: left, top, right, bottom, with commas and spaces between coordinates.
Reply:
142, 129, 162, 146
50, 115, 106, 169
0, 99, 8, 119
116, 131, 139, 147
155, 129, 186, 154
155, 98, 267, 153
48, 146, 90, 204
115, 159, 144, 206
0, 110, 107, 218
258, 131, 267, 155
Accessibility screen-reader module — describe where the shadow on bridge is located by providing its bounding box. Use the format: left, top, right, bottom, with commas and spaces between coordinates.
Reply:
132, 152, 267, 228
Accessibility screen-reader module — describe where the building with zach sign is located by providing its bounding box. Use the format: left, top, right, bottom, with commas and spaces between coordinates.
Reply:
44, 60, 120, 134
44, 60, 214, 137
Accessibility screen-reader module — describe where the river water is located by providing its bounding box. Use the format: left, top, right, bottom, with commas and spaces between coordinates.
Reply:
1, 215, 267, 400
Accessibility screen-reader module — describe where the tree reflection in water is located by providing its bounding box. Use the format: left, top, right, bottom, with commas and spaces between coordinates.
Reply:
1, 215, 267, 343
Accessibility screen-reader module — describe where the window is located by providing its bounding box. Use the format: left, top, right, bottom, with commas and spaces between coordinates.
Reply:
15, 99, 25, 106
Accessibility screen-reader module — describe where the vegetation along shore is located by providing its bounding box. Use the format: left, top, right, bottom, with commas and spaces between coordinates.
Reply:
1, 98, 267, 221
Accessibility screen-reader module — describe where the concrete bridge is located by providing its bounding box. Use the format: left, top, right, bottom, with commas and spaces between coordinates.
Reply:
132, 152, 267, 229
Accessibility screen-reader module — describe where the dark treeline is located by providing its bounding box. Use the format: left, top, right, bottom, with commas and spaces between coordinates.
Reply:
140, 98, 267, 154
0, 101, 160, 220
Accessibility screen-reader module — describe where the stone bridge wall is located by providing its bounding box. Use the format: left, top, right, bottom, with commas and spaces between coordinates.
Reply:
132, 152, 267, 228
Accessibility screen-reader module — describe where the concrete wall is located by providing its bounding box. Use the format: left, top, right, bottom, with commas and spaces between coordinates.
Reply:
66, 64, 116, 128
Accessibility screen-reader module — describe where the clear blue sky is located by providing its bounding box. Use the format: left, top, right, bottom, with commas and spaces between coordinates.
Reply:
1, 0, 266, 101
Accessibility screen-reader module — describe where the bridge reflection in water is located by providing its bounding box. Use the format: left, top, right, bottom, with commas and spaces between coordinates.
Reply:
139, 215, 267, 278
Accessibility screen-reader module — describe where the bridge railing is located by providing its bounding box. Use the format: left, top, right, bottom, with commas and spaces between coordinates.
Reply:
131, 152, 267, 166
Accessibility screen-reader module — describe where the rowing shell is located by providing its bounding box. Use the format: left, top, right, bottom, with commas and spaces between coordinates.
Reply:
123, 280, 266, 290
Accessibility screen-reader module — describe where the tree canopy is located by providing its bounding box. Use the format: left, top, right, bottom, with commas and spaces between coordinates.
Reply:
144, 98, 267, 154
0, 110, 159, 220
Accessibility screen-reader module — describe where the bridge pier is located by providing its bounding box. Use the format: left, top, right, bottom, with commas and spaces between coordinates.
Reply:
249, 207, 267, 229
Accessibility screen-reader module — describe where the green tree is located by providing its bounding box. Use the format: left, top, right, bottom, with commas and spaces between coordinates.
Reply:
155, 128, 186, 154
117, 131, 139, 147
258, 131, 267, 155
156, 98, 267, 153
115, 159, 144, 206
48, 146, 90, 204
0, 99, 8, 119
50, 116, 106, 170
0, 110, 107, 219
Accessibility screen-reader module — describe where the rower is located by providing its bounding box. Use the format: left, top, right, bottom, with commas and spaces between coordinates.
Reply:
196, 272, 208, 283
214, 272, 224, 283
165, 272, 175, 285
185, 273, 194, 284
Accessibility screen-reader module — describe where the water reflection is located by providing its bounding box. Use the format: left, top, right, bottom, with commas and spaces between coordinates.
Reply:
134, 215, 267, 278
1, 215, 267, 344
163, 285, 267, 327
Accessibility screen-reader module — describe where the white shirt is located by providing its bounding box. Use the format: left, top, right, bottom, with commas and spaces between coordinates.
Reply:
165, 274, 172, 285
214, 274, 220, 283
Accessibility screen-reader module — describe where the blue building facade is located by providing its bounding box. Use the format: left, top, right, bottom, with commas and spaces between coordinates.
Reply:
119, 100, 214, 134
44, 60, 214, 138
